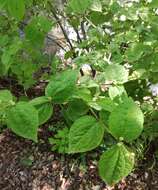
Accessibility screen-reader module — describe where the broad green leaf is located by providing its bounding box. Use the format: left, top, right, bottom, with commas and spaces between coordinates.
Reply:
130, 69, 147, 80
73, 88, 92, 102
6, 102, 39, 142
109, 98, 144, 142
69, 116, 104, 153
96, 97, 116, 112
0, 90, 13, 102
35, 16, 53, 33
99, 143, 134, 185
150, 54, 158, 72
68, 0, 93, 14
25, 16, 52, 47
108, 86, 127, 100
30, 96, 51, 106
51, 56, 62, 74
0, 35, 9, 47
1, 38, 22, 75
99, 110, 110, 126
125, 43, 152, 62
90, 0, 102, 12
0, 90, 14, 120
1, 50, 13, 75
125, 43, 143, 62
36, 103, 53, 125
66, 99, 89, 121
7, 0, 25, 20
144, 121, 158, 139
24, 0, 33, 7
45, 70, 78, 104
103, 65, 128, 84
148, 0, 158, 8
30, 96, 53, 125
88, 101, 102, 111
89, 11, 108, 25
0, 0, 7, 9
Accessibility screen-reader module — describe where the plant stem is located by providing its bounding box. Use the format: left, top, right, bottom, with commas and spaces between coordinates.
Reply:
90, 108, 98, 119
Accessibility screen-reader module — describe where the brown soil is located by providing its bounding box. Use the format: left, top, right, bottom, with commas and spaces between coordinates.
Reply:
0, 129, 158, 190
1, 78, 158, 190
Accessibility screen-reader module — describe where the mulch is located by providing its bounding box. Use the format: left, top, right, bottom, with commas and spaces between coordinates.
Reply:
1, 78, 158, 190
0, 129, 158, 190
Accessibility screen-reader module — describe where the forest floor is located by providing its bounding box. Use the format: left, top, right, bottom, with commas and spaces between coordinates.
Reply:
1, 79, 158, 190
0, 129, 158, 190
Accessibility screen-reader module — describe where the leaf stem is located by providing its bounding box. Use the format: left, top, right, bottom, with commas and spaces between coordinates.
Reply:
90, 108, 98, 119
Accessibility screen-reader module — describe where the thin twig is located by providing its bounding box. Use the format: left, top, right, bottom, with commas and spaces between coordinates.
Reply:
46, 34, 67, 51
85, 17, 97, 28
57, 12, 82, 43
73, 27, 82, 43
81, 21, 87, 40
48, 2, 74, 52
80, 20, 90, 52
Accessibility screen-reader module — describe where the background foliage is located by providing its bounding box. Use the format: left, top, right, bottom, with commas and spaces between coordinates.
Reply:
0, 0, 158, 186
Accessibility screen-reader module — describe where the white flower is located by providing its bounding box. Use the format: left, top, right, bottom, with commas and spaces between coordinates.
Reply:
147, 25, 151, 29
104, 28, 111, 35
120, 15, 126, 22
127, 2, 133, 7
81, 64, 92, 76
149, 84, 158, 96
155, 9, 158, 15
